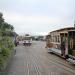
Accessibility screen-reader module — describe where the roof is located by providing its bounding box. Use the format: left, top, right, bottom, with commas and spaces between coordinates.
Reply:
49, 27, 75, 34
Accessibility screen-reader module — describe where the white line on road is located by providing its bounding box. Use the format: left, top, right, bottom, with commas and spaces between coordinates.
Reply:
27, 62, 30, 75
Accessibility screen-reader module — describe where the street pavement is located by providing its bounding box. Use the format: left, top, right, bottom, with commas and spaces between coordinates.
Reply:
6, 41, 75, 75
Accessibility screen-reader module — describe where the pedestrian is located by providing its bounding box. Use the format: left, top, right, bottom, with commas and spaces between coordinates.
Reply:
14, 48, 16, 56
61, 41, 65, 56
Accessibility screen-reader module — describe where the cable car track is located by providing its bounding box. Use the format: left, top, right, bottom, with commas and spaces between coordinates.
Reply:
29, 46, 75, 75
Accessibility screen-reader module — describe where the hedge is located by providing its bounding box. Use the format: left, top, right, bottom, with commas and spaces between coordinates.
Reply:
0, 37, 14, 71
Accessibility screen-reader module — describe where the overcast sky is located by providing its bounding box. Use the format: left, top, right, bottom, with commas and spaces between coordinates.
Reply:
0, 0, 75, 35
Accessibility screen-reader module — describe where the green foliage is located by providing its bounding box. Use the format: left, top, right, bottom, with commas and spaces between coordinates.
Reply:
0, 54, 5, 70
0, 12, 15, 71
0, 12, 4, 24
1, 22, 14, 31
6, 37, 15, 49
0, 36, 15, 71
1, 47, 10, 57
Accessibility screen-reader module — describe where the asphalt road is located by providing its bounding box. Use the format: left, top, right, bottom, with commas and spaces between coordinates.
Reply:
7, 41, 75, 75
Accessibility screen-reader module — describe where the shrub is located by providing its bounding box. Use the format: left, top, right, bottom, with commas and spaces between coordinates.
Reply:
0, 37, 14, 71
1, 47, 10, 57
0, 54, 5, 71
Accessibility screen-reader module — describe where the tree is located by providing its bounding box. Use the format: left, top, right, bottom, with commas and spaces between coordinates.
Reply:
0, 12, 4, 30
0, 12, 14, 37
0, 12, 15, 71
1, 22, 14, 31
0, 12, 4, 23
0, 12, 14, 31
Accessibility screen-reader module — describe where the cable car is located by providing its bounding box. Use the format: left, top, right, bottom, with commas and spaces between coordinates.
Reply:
23, 34, 32, 46
46, 27, 75, 64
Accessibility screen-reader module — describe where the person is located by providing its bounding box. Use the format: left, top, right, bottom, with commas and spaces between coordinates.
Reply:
61, 41, 65, 56
14, 40, 17, 46
14, 48, 16, 55
13, 37, 17, 56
